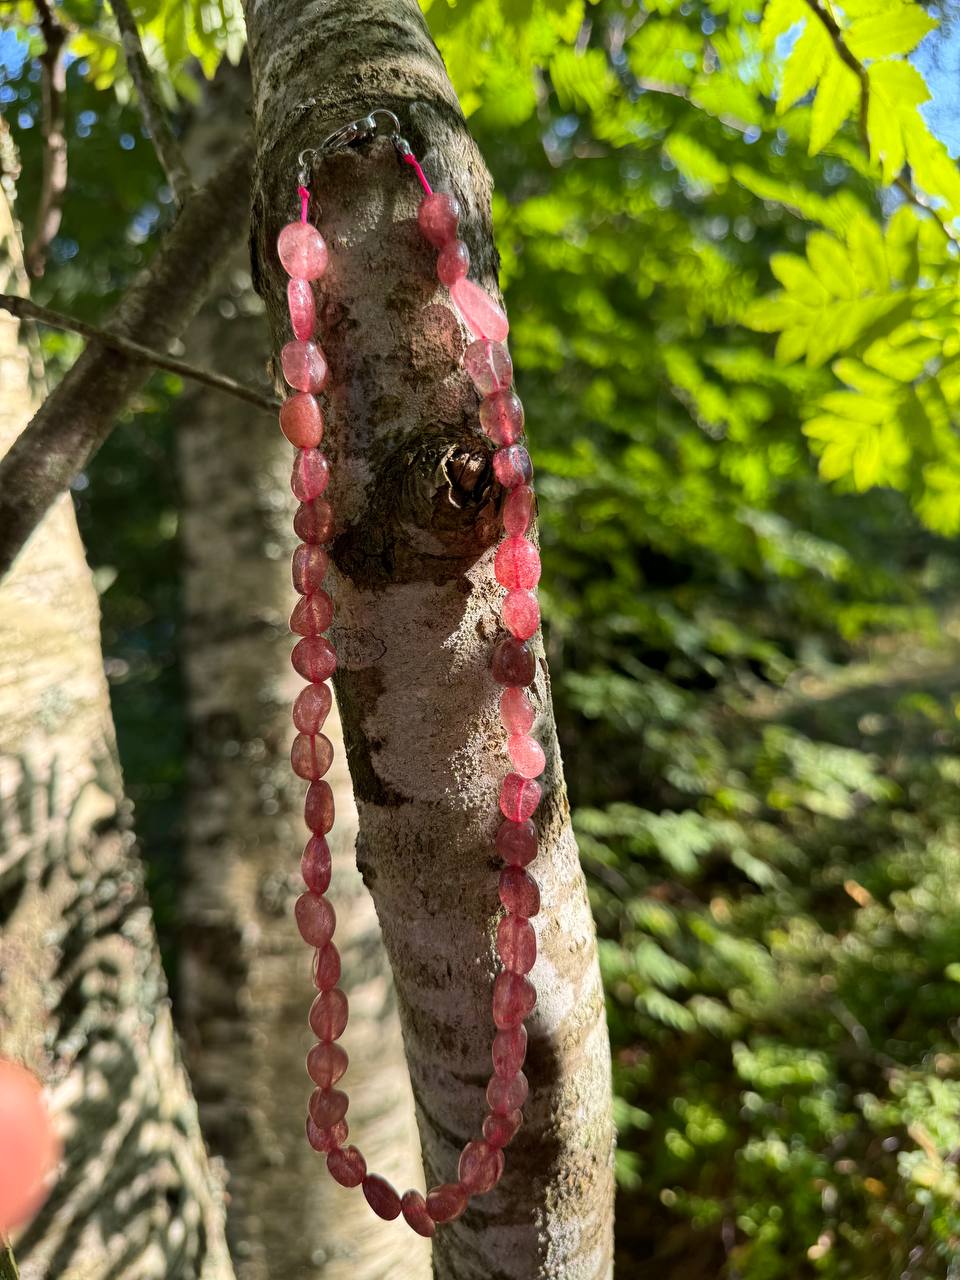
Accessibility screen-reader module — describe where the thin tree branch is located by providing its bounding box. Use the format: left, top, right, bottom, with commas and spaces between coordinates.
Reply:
0, 294, 279, 412
0, 143, 253, 582
108, 0, 193, 203
26, 0, 68, 278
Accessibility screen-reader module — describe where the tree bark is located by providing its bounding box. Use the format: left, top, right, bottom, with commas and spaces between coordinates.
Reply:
0, 153, 233, 1280
243, 4, 616, 1277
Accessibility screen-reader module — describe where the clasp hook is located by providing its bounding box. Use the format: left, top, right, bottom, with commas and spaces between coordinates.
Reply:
297, 108, 410, 182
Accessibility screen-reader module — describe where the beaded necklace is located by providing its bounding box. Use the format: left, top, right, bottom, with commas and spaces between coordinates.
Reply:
276, 111, 543, 1235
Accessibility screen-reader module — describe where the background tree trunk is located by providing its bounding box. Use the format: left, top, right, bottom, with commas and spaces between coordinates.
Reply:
243, 4, 616, 1277
0, 144, 233, 1280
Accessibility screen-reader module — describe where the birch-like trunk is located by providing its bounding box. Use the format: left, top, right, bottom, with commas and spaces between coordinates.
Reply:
0, 149, 233, 1280
243, 5, 616, 1276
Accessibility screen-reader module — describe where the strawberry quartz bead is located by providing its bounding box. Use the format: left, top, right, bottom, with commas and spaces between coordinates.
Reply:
291, 449, 330, 502
309, 1087, 348, 1129
291, 733, 334, 781
492, 638, 536, 687
327, 1145, 366, 1188
305, 780, 335, 833
493, 971, 536, 1030
294, 682, 332, 733
500, 687, 535, 735
487, 1069, 529, 1114
278, 222, 329, 279
307, 1041, 348, 1088
502, 590, 540, 642
295, 892, 336, 946
464, 339, 513, 396
483, 1108, 522, 1148
500, 866, 541, 917
458, 1141, 505, 1194
495, 537, 541, 589
292, 635, 337, 682
306, 1116, 348, 1153
507, 732, 545, 778
281, 340, 328, 393
451, 278, 509, 342
401, 1190, 436, 1238
301, 835, 332, 893
363, 1174, 402, 1221
287, 277, 316, 340
294, 498, 334, 545
503, 484, 534, 537
493, 444, 533, 489
480, 391, 524, 447
292, 543, 329, 593
417, 191, 460, 247
496, 818, 538, 866
309, 988, 348, 1040
426, 1183, 468, 1223
492, 1025, 527, 1075
313, 943, 341, 990
498, 914, 537, 973
290, 591, 334, 636
280, 394, 323, 448
437, 239, 470, 285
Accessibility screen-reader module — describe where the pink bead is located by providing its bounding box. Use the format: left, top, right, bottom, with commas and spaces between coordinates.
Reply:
486, 1069, 529, 1114
292, 543, 329, 593
278, 222, 329, 279
497, 914, 537, 973
507, 732, 545, 778
437, 238, 470, 285
281, 340, 328, 393
305, 780, 335, 834
499, 773, 542, 823
291, 733, 334, 781
495, 819, 538, 866
363, 1174, 402, 1221
499, 867, 540, 917
451, 277, 509, 342
291, 635, 337, 682
492, 971, 536, 1030
290, 591, 334, 637
291, 448, 330, 502
313, 942, 341, 990
502, 591, 540, 641
309, 988, 348, 1041
495, 537, 541, 589
309, 1086, 348, 1129
417, 191, 460, 248
493, 445, 533, 489
492, 1025, 527, 1076
464, 339, 513, 396
492, 638, 536, 687
327, 1145, 366, 1188
458, 1141, 504, 1194
287, 277, 316, 340
301, 835, 332, 893
293, 682, 332, 733
306, 1116, 348, 1153
503, 484, 534, 537
280, 394, 324, 449
401, 1189, 436, 1238
500, 687, 535, 736
293, 498, 334, 545
306, 1041, 348, 1089
480, 391, 524, 447
483, 1109, 522, 1148
295, 892, 336, 946
426, 1183, 468, 1223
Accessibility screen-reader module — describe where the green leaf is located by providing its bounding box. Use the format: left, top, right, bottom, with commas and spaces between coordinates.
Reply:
846, 5, 936, 60
808, 56, 859, 156
777, 20, 831, 114
866, 61, 929, 183
759, 0, 807, 51
664, 134, 729, 188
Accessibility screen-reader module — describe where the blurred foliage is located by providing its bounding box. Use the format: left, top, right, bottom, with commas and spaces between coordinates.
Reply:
6, 0, 960, 1273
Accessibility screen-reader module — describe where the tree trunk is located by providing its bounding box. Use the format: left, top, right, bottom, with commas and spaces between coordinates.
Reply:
242, 5, 616, 1277
0, 147, 233, 1280
176, 77, 428, 1278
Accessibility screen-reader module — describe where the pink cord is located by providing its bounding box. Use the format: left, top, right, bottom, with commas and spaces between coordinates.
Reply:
403, 152, 433, 196
298, 184, 310, 223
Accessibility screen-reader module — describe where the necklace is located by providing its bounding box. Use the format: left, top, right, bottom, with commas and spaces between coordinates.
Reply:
276, 110, 543, 1235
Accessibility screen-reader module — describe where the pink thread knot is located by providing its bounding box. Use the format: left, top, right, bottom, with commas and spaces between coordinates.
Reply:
298, 184, 310, 223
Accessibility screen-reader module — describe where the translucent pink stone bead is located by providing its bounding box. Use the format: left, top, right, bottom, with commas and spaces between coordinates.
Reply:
458, 1141, 505, 1194
305, 780, 335, 834
280, 394, 324, 449
287, 277, 316, 340
495, 537, 541, 589
292, 543, 329, 594
291, 733, 334, 781
486, 1069, 529, 1114
309, 988, 348, 1041
464, 339, 513, 396
363, 1174, 402, 1221
401, 1189, 436, 1238
306, 1116, 348, 1153
426, 1183, 468, 1223
451, 278, 509, 342
291, 448, 330, 502
492, 971, 536, 1030
293, 498, 334, 545
292, 636, 337, 682
281, 340, 328, 393
498, 914, 537, 973
278, 222, 329, 279
495, 818, 538, 866
493, 445, 533, 489
301, 835, 332, 893
507, 732, 545, 778
327, 1145, 366, 1188
306, 1041, 348, 1089
295, 892, 336, 946
500, 866, 540, 917
480, 391, 524, 447
290, 591, 334, 637
492, 638, 536, 687
492, 1025, 527, 1076
483, 1108, 522, 1148
417, 191, 460, 247
309, 1086, 348, 1129
313, 942, 341, 990
294, 682, 333, 734
503, 484, 534, 537
500, 687, 535, 736
502, 590, 540, 642
437, 238, 470, 285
